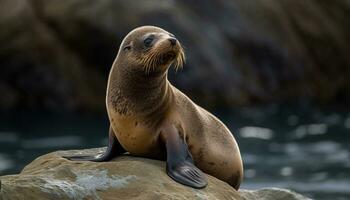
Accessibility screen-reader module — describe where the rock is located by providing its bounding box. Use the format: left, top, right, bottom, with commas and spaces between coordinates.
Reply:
1, 0, 349, 111
0, 148, 310, 200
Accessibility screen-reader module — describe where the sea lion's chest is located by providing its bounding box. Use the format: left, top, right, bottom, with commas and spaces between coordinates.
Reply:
109, 112, 161, 156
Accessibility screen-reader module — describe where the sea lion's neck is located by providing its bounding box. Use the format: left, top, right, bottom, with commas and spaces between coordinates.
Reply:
108, 66, 174, 124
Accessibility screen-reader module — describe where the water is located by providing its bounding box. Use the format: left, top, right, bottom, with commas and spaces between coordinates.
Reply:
0, 105, 349, 199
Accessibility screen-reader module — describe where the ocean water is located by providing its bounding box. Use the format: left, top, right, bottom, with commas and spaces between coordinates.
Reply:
0, 105, 349, 199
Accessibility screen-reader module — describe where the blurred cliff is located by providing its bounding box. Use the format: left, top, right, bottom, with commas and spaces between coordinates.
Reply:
1, 0, 349, 112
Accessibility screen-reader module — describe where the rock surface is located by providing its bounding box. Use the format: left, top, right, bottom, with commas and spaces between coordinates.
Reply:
1, 0, 349, 111
0, 148, 310, 200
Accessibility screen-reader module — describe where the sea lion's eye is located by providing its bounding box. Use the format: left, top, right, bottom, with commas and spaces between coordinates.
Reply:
143, 37, 153, 48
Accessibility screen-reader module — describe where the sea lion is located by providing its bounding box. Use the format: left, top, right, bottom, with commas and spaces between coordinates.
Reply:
64, 26, 243, 189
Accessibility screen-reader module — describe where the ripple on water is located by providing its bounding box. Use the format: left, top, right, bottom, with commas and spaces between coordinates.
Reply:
293, 123, 328, 139
244, 169, 256, 178
0, 153, 14, 173
242, 154, 261, 165
309, 172, 328, 182
284, 143, 301, 155
248, 141, 349, 171
287, 115, 299, 126
21, 136, 83, 149
100, 138, 108, 146
284, 141, 346, 155
280, 166, 293, 176
344, 117, 350, 129
242, 179, 350, 194
281, 141, 350, 168
0, 132, 18, 143
306, 141, 340, 154
322, 114, 341, 125
239, 126, 274, 140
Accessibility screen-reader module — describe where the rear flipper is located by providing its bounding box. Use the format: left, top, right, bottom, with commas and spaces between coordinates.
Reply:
63, 126, 126, 162
161, 124, 207, 189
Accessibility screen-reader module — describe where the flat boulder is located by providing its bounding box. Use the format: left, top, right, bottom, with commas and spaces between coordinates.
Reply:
0, 148, 310, 200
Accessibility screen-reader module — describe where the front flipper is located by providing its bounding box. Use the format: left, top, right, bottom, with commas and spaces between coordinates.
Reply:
63, 126, 126, 162
161, 124, 207, 189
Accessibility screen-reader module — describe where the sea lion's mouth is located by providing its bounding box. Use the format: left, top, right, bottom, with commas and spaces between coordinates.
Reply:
142, 44, 185, 74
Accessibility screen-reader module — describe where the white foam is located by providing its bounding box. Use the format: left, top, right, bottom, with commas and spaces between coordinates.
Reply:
239, 126, 274, 140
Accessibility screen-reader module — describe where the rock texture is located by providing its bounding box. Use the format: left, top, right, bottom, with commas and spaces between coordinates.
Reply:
0, 148, 310, 200
1, 0, 349, 111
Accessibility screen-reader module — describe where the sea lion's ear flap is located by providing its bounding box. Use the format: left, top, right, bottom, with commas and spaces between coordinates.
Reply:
123, 42, 132, 51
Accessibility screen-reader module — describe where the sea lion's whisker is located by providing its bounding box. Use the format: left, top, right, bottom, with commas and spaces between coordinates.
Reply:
174, 46, 185, 71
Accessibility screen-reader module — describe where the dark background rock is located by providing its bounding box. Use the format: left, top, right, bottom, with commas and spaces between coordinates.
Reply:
1, 0, 349, 112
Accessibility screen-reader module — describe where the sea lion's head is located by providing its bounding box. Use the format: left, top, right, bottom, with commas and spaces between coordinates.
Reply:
117, 26, 185, 75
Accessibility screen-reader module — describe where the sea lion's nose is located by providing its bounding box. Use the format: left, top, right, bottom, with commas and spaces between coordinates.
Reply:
168, 38, 177, 46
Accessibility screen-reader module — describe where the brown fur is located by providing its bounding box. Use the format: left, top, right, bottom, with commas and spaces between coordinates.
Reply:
106, 26, 243, 189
